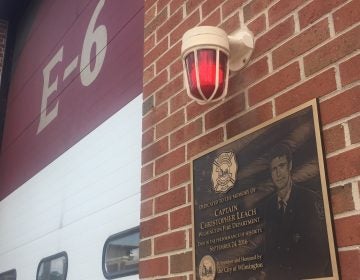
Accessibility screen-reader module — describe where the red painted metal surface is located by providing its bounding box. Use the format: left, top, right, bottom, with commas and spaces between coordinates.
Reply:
0, 0, 144, 199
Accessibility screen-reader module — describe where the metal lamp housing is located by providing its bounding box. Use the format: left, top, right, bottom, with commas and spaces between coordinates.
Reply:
181, 26, 254, 104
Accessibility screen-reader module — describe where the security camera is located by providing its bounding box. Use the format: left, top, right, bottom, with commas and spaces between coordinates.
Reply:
181, 26, 254, 104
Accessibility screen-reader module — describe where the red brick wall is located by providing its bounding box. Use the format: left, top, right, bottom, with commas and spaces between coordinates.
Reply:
140, 0, 360, 279
0, 20, 7, 86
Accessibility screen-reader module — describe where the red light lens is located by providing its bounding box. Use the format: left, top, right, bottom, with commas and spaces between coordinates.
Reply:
185, 49, 228, 101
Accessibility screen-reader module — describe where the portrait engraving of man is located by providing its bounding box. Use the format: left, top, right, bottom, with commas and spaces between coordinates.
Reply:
263, 144, 332, 280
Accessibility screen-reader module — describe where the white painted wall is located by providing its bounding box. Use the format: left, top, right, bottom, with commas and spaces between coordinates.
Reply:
0, 95, 142, 280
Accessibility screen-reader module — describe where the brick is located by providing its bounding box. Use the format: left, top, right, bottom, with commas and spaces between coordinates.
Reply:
145, 4, 157, 26
170, 164, 191, 188
186, 100, 218, 121
156, 109, 185, 138
327, 147, 360, 183
139, 239, 152, 258
157, 9, 183, 42
170, 0, 184, 14
228, 57, 269, 95
275, 68, 337, 114
170, 118, 203, 149
202, 0, 224, 18
220, 12, 241, 35
170, 11, 200, 45
143, 102, 168, 131
142, 96, 154, 116
187, 183, 192, 203
157, 0, 171, 12
320, 86, 360, 125
170, 58, 183, 79
170, 252, 193, 273
226, 102, 273, 138
222, 0, 245, 19
170, 90, 190, 113
141, 174, 169, 200
170, 205, 192, 229
205, 93, 245, 130
141, 199, 153, 218
157, 42, 181, 74
244, 0, 271, 22
304, 26, 360, 76
299, 0, 346, 29
141, 163, 154, 183
334, 0, 360, 33
143, 70, 168, 99
141, 215, 168, 238
155, 187, 186, 213
186, 0, 203, 15
269, 0, 304, 26
200, 8, 221, 26
142, 92, 150, 116
248, 14, 266, 36
338, 250, 360, 280
154, 230, 186, 254
249, 62, 301, 106
339, 54, 360, 86
253, 17, 295, 59
323, 124, 345, 154
142, 95, 154, 116
142, 137, 169, 164
145, 8, 168, 38
155, 146, 186, 175
349, 116, 360, 144
139, 256, 168, 277
144, 33, 155, 55
155, 75, 184, 105
273, 19, 330, 69
334, 215, 360, 247
330, 183, 354, 215
143, 96, 154, 117
187, 128, 224, 159
144, 37, 168, 69
145, 0, 157, 11
142, 127, 154, 148
144, 64, 155, 84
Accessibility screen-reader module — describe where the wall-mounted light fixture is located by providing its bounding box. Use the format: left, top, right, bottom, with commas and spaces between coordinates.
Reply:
181, 26, 254, 104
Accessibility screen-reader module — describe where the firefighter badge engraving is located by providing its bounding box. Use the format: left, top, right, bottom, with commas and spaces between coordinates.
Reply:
211, 151, 237, 193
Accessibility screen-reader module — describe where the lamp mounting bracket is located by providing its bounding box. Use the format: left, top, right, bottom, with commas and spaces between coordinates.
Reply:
228, 28, 254, 72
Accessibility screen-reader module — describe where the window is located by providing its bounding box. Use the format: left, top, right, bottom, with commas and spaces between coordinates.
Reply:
102, 227, 140, 278
0, 269, 16, 280
36, 252, 68, 280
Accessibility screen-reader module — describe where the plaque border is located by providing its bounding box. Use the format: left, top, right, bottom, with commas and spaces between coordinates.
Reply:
190, 99, 339, 280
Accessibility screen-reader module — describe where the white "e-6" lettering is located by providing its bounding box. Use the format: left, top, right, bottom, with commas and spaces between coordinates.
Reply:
37, 47, 63, 134
37, 0, 107, 133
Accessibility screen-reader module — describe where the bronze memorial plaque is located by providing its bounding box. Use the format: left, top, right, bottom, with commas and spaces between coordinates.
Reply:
192, 100, 339, 280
